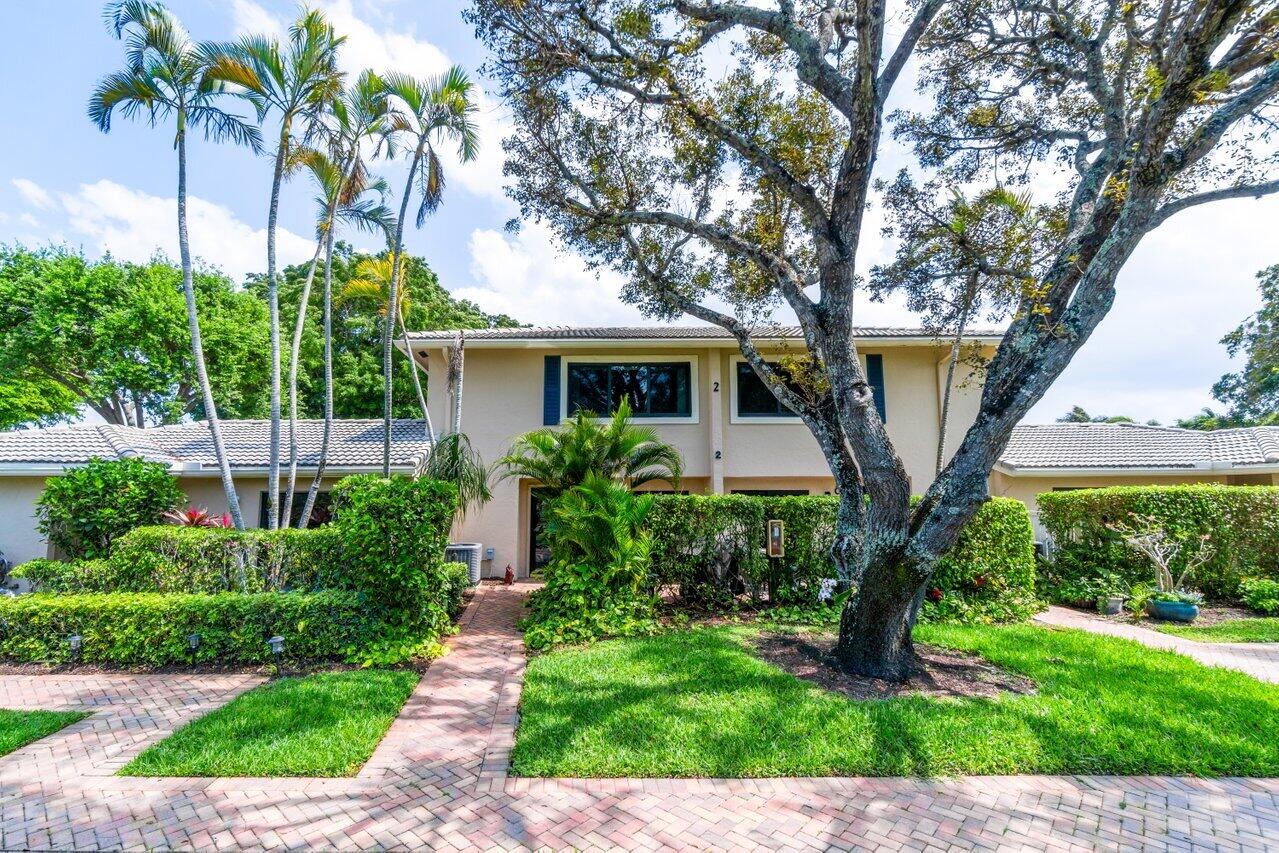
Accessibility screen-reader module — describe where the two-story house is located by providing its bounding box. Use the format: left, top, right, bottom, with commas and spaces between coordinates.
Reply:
407, 326, 998, 578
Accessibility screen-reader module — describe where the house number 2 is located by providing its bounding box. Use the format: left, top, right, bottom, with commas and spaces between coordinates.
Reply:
713, 381, 720, 392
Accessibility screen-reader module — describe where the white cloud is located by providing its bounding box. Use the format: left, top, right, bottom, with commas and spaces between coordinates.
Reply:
12, 178, 54, 210
29, 178, 317, 284
456, 222, 651, 325
18, 213, 39, 228
229, 0, 284, 36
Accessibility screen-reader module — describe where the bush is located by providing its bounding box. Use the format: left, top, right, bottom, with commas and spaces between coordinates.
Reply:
1038, 485, 1279, 600
35, 457, 184, 559
522, 475, 661, 649
440, 562, 471, 619
1240, 577, 1279, 615
0, 591, 376, 666
647, 494, 1038, 622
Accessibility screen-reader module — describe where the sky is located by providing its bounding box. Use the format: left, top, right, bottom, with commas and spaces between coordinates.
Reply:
1, 0, 1276, 425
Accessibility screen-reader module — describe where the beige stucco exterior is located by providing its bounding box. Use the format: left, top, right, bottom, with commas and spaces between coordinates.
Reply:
413, 339, 990, 577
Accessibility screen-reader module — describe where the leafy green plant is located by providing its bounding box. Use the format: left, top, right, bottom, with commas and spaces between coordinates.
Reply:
35, 458, 184, 559
522, 474, 661, 649
1240, 577, 1279, 615
417, 432, 492, 518
497, 400, 682, 496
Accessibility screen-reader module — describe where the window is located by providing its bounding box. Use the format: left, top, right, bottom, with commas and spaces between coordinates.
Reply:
565, 361, 692, 418
259, 491, 331, 529
735, 362, 801, 418
731, 489, 810, 496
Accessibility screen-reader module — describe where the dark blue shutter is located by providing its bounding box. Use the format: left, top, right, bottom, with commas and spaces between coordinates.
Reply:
866, 354, 886, 422
543, 355, 561, 425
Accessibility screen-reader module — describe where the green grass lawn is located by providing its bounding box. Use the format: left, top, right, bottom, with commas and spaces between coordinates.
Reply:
1156, 618, 1279, 643
0, 708, 87, 757
120, 669, 418, 777
512, 623, 1279, 778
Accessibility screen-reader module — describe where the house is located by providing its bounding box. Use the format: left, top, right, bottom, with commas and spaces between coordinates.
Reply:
406, 325, 999, 577
992, 422, 1279, 537
0, 419, 431, 565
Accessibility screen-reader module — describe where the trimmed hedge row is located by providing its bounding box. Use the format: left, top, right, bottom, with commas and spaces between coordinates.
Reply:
0, 591, 376, 666
646, 494, 1038, 622
1038, 485, 1279, 600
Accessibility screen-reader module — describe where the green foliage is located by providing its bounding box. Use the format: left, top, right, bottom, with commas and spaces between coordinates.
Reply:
1212, 264, 1279, 422
329, 475, 458, 636
646, 494, 1038, 622
1038, 486, 1279, 600
120, 669, 419, 777
0, 709, 88, 758
1155, 617, 1279, 643
0, 591, 376, 666
512, 622, 1279, 778
1240, 577, 1279, 615
440, 562, 472, 620
497, 400, 683, 496
0, 245, 270, 425
35, 458, 184, 559
418, 432, 492, 518
522, 475, 661, 650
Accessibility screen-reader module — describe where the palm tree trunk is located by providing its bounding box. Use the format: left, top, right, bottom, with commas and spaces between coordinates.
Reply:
282, 237, 325, 527
399, 314, 434, 442
936, 274, 978, 475
264, 131, 288, 530
177, 117, 245, 529
384, 144, 425, 476
300, 207, 339, 527
450, 332, 465, 434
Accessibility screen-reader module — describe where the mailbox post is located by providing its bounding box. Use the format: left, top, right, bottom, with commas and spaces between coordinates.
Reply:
767, 519, 784, 559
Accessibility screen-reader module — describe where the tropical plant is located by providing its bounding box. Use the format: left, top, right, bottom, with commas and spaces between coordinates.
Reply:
162, 506, 231, 528
378, 67, 479, 474
417, 432, 492, 519
1106, 515, 1213, 603
36, 457, 184, 559
204, 9, 344, 529
498, 400, 683, 497
89, 0, 262, 528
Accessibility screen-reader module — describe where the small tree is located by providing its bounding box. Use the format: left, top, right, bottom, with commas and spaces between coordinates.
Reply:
1107, 514, 1214, 599
36, 458, 184, 559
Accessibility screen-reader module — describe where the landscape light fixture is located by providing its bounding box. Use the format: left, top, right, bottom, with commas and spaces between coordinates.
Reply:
68, 634, 82, 662
187, 633, 200, 665
267, 635, 284, 670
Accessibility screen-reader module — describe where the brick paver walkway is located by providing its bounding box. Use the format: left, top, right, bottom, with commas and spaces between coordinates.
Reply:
2, 584, 1277, 851
1035, 605, 1279, 684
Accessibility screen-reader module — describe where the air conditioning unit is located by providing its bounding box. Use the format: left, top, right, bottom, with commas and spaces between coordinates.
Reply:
445, 543, 483, 586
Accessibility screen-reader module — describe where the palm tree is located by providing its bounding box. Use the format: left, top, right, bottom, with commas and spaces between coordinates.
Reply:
89, 0, 262, 529
282, 147, 393, 526
378, 68, 479, 475
336, 254, 434, 434
297, 71, 392, 527
204, 10, 343, 529
497, 401, 684, 497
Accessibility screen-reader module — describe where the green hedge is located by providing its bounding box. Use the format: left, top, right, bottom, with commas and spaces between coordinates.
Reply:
440, 562, 471, 620
1038, 485, 1279, 600
646, 494, 1038, 622
0, 591, 375, 666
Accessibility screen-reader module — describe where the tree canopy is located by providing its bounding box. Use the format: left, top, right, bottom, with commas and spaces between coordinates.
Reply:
1212, 263, 1279, 424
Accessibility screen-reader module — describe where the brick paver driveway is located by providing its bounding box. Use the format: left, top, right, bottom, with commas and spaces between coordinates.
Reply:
3, 584, 1277, 851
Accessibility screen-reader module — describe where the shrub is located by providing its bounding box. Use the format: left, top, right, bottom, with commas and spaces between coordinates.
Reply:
1038, 485, 1279, 600
107, 526, 343, 593
10, 558, 116, 593
0, 591, 375, 666
440, 562, 471, 619
647, 494, 1038, 622
522, 475, 661, 649
1240, 577, 1279, 615
35, 457, 184, 559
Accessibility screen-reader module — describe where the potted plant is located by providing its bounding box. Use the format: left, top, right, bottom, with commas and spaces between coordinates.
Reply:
1106, 515, 1213, 624
1092, 573, 1127, 615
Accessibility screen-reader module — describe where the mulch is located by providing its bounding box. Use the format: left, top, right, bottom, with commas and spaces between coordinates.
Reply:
752, 631, 1036, 701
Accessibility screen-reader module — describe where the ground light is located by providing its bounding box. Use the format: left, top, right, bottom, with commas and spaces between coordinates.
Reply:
68, 634, 82, 663
187, 633, 200, 666
267, 635, 284, 672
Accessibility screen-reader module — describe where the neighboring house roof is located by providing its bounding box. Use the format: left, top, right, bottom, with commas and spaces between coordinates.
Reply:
0, 420, 433, 475
405, 325, 1004, 347
997, 423, 1279, 473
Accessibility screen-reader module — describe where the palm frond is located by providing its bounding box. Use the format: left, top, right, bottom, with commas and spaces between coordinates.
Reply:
88, 68, 166, 131
416, 146, 445, 227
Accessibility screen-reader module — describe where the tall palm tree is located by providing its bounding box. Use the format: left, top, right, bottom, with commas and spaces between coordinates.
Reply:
89, 0, 262, 529
205, 10, 343, 528
336, 254, 434, 435
297, 71, 392, 527
282, 148, 393, 526
379, 68, 478, 475
497, 401, 684, 497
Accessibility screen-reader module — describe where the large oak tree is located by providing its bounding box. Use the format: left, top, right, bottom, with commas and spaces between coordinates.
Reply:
472, 0, 1279, 677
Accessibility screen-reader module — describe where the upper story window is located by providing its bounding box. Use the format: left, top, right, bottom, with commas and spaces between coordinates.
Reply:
565, 360, 694, 419
735, 362, 801, 419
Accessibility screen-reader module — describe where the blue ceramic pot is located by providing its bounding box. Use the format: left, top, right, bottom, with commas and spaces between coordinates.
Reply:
1146, 599, 1199, 623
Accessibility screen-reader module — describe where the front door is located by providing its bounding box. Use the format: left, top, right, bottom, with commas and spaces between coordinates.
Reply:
528, 488, 553, 574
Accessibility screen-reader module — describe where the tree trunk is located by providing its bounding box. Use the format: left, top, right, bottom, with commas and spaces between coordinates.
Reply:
384, 145, 425, 476
283, 238, 325, 527
834, 575, 926, 680
300, 205, 339, 527
937, 279, 975, 475
264, 129, 288, 530
450, 331, 464, 434
399, 314, 434, 442
176, 117, 245, 529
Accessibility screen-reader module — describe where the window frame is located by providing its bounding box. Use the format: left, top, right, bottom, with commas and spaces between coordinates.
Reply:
729, 354, 886, 424
560, 354, 700, 424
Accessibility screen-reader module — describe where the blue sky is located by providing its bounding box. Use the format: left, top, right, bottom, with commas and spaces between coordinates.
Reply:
2, 0, 1277, 425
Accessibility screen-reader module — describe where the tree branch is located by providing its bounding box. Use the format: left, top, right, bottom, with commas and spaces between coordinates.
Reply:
1151, 178, 1279, 226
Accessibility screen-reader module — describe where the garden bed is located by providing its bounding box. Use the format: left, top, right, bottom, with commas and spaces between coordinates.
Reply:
511, 623, 1279, 778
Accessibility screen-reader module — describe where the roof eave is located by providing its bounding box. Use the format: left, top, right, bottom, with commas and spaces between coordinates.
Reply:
403, 334, 1004, 350
994, 462, 1279, 477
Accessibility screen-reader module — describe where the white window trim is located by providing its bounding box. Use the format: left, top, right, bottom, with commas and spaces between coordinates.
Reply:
729, 355, 802, 424
560, 354, 700, 425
